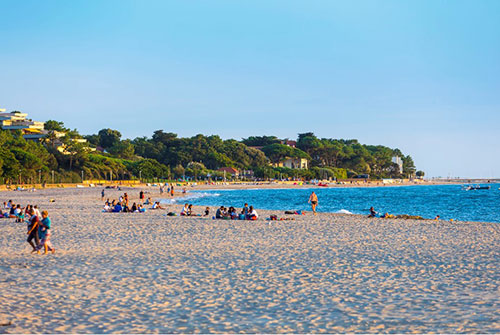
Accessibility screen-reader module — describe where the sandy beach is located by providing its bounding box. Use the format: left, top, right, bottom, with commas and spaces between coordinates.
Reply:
0, 187, 498, 333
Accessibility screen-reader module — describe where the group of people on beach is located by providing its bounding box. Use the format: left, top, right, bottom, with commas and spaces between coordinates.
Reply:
158, 183, 175, 197
214, 203, 259, 220
102, 190, 171, 213
2, 200, 55, 254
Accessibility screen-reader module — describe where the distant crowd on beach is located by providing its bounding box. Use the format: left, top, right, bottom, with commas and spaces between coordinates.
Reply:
1, 200, 55, 254
100, 188, 446, 222
178, 203, 259, 220
101, 190, 169, 213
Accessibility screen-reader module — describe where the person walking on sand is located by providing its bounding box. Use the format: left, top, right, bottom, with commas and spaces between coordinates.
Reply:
139, 190, 145, 204
27, 209, 40, 252
308, 191, 318, 215
101, 189, 105, 201
34, 210, 55, 254
170, 185, 174, 197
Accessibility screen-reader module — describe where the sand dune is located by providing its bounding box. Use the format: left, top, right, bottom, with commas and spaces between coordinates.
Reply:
0, 187, 498, 333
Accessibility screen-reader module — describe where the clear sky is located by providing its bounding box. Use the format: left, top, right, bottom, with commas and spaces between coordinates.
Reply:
1, 0, 499, 178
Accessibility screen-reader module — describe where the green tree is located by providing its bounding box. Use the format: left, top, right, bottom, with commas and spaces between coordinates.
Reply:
44, 120, 68, 132
402, 155, 416, 177
98, 128, 122, 149
241, 136, 280, 147
108, 140, 135, 159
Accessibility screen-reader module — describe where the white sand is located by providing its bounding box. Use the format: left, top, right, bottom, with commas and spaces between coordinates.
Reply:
0, 187, 498, 333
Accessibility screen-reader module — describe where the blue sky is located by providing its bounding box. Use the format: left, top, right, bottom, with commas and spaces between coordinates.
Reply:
1, 0, 499, 178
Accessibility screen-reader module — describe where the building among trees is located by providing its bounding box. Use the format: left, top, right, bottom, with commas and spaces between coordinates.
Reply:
0, 109, 46, 141
392, 156, 403, 174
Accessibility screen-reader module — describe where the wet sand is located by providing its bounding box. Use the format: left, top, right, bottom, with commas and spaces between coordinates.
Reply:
0, 187, 498, 333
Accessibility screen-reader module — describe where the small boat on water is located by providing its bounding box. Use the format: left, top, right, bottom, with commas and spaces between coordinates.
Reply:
463, 184, 491, 191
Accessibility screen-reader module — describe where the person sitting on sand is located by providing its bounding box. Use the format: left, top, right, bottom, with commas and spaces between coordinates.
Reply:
248, 206, 258, 220
138, 204, 146, 212
33, 205, 41, 219
103, 203, 111, 212
180, 203, 189, 216
24, 204, 31, 219
15, 204, 24, 222
113, 202, 123, 213
34, 210, 55, 254
204, 207, 210, 216
308, 192, 318, 215
242, 203, 249, 216
9, 205, 16, 218
215, 206, 224, 219
152, 201, 165, 210
187, 204, 193, 216
368, 207, 377, 218
131, 203, 137, 212
145, 197, 152, 205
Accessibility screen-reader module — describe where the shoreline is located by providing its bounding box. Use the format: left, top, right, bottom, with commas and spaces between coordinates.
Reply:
5, 183, 499, 224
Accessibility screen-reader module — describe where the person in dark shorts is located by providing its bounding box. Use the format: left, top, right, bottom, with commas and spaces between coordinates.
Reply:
308, 191, 318, 215
26, 209, 40, 252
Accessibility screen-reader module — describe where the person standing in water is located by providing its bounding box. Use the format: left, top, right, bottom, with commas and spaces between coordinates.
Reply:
308, 191, 318, 215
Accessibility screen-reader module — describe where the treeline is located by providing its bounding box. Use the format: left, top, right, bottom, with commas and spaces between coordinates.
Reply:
0, 121, 419, 184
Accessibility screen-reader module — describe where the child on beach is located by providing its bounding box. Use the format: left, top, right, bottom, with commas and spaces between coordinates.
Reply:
35, 210, 55, 254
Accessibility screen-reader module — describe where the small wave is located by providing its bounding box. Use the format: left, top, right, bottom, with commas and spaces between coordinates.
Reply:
336, 209, 353, 214
159, 192, 221, 204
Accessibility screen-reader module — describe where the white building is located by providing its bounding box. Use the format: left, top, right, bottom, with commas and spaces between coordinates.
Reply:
392, 156, 403, 174
273, 157, 308, 169
0, 110, 46, 141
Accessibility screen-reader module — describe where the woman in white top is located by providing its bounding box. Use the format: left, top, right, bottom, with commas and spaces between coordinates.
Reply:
248, 206, 258, 219
180, 203, 189, 216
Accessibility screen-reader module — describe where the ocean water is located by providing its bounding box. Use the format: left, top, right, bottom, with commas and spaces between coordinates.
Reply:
161, 184, 500, 223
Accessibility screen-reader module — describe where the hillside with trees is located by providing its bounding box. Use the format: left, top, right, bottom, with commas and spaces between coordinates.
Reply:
0, 120, 418, 184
